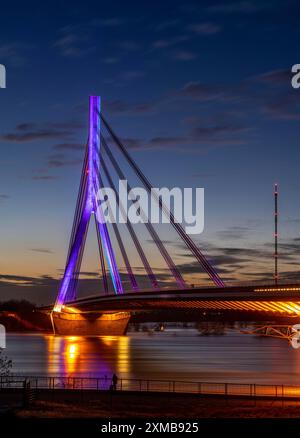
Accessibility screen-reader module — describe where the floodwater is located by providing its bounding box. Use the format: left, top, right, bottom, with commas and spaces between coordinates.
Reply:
4, 326, 300, 385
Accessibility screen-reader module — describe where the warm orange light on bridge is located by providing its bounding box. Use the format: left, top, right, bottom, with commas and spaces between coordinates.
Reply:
153, 299, 300, 316
64, 306, 80, 313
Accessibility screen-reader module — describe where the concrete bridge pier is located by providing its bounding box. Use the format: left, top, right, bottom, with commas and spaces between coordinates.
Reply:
50, 310, 131, 336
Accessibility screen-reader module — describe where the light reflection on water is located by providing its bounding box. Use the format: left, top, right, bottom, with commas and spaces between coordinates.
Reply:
4, 329, 300, 385
46, 335, 130, 376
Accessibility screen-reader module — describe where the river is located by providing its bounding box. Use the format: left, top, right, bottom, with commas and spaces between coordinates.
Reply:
3, 326, 300, 385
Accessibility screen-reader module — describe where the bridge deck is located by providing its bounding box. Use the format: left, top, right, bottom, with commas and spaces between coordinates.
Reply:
49, 284, 300, 316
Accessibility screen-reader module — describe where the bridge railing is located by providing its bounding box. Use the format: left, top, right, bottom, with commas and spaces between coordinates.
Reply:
2, 375, 300, 399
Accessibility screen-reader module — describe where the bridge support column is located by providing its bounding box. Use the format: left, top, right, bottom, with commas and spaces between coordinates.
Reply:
51, 310, 131, 336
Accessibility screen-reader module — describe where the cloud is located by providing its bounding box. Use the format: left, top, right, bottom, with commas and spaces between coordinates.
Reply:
32, 175, 58, 181
105, 99, 156, 114
105, 71, 146, 86
120, 138, 142, 149
0, 194, 9, 200
103, 57, 120, 64
252, 69, 291, 85
104, 67, 296, 124
152, 35, 189, 49
16, 123, 35, 131
176, 70, 299, 122
261, 94, 300, 120
92, 17, 124, 27
30, 248, 53, 254
265, 238, 300, 256
188, 22, 221, 35
104, 111, 249, 152
2, 233, 300, 303
187, 116, 250, 143
0, 129, 70, 142
172, 50, 198, 61
102, 67, 298, 155
176, 81, 225, 101
122, 70, 145, 80
104, 136, 143, 150
285, 218, 300, 224
155, 19, 180, 31
246, 69, 300, 120
0, 43, 31, 66
216, 226, 250, 240
215, 246, 265, 260
118, 41, 141, 51
54, 34, 84, 57
191, 172, 215, 179
47, 153, 82, 168
105, 134, 185, 151
145, 136, 187, 149
207, 1, 261, 14
0, 273, 56, 287
197, 235, 300, 283
78, 271, 100, 277
0, 121, 83, 143
245, 270, 300, 281
54, 27, 94, 57
0, 268, 179, 305
173, 236, 280, 283
104, 81, 223, 117
54, 142, 84, 151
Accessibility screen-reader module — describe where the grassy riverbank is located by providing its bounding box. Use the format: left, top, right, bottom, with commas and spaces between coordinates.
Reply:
4, 391, 300, 418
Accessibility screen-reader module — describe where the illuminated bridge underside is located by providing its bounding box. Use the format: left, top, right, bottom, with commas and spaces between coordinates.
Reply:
141, 300, 300, 315
63, 284, 300, 317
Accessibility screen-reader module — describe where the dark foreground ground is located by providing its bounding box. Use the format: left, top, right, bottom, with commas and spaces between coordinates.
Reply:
2, 390, 300, 418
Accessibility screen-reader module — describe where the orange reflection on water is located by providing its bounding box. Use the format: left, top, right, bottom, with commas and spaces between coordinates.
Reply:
45, 334, 130, 377
65, 337, 80, 374
116, 335, 130, 375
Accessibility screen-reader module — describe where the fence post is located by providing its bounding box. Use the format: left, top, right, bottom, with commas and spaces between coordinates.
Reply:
173, 381, 175, 393
147, 380, 149, 392
225, 383, 228, 397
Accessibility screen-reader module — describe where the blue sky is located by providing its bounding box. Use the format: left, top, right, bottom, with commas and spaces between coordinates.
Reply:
1, 0, 300, 304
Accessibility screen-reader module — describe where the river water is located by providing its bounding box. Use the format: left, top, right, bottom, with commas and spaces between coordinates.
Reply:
4, 327, 300, 385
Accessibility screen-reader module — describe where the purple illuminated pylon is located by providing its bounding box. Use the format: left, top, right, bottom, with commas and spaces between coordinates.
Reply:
54, 96, 123, 312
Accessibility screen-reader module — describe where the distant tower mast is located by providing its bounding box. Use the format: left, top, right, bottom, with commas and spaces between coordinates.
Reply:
274, 183, 278, 285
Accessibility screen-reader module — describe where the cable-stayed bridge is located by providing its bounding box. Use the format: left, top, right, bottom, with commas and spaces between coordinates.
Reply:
48, 96, 300, 336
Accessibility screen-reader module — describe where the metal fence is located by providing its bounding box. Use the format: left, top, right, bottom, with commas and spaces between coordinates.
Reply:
1, 375, 300, 399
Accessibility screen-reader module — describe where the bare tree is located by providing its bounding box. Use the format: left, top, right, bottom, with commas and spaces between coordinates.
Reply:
0, 349, 12, 376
